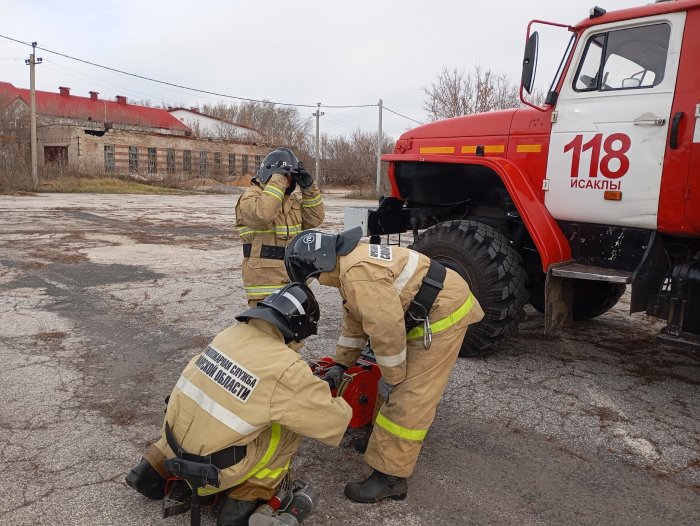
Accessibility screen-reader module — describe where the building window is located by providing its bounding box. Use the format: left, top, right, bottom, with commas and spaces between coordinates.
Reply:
129, 146, 138, 173
255, 155, 261, 168
183, 150, 192, 173
104, 145, 115, 173
242, 154, 249, 174
199, 151, 208, 176
214, 152, 221, 176
166, 148, 175, 175
228, 153, 236, 176
148, 147, 157, 174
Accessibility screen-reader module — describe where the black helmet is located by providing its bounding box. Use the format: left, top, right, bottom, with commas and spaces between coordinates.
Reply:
284, 227, 363, 283
235, 282, 320, 341
255, 147, 299, 184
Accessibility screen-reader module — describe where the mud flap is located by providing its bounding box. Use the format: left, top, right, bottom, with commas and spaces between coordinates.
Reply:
544, 263, 574, 333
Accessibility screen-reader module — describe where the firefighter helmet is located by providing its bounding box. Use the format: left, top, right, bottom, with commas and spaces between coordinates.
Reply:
284, 227, 364, 283
236, 282, 320, 341
255, 147, 299, 184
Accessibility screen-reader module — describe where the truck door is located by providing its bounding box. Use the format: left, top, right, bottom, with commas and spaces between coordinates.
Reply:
545, 13, 686, 230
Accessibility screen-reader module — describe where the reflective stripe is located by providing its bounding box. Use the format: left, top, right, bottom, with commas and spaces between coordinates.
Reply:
337, 335, 368, 349
263, 185, 284, 201
237, 224, 303, 236
393, 251, 420, 293
407, 294, 475, 339
175, 375, 260, 436
302, 195, 322, 207
374, 347, 407, 368
244, 285, 285, 298
234, 423, 282, 485
282, 291, 304, 314
253, 459, 290, 480
375, 412, 428, 441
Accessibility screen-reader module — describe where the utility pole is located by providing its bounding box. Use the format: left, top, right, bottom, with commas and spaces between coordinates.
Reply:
313, 102, 324, 186
376, 99, 383, 197
25, 42, 42, 188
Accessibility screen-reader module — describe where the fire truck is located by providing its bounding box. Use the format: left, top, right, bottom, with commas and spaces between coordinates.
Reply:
356, 0, 700, 356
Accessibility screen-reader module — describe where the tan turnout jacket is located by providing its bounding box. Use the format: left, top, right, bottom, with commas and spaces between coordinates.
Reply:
320, 242, 485, 477
149, 318, 351, 493
235, 174, 324, 302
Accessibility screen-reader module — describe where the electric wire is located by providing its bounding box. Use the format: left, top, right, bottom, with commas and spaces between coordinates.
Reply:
0, 32, 378, 109
383, 106, 422, 124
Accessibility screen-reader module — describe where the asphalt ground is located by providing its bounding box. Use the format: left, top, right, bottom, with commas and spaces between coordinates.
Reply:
0, 192, 698, 526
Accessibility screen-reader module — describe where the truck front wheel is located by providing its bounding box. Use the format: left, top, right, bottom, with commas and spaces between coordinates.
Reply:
410, 220, 528, 357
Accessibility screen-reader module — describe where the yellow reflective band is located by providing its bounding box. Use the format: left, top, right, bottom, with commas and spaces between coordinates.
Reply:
375, 412, 427, 441
198, 486, 219, 496
244, 285, 285, 297
407, 294, 475, 339
263, 186, 284, 202
233, 423, 282, 485
237, 227, 276, 235
253, 459, 291, 480
237, 224, 302, 236
302, 195, 322, 207
461, 145, 505, 154
419, 146, 454, 154
516, 144, 542, 153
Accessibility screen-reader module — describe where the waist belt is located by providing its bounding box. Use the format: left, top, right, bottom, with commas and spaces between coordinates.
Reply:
242, 244, 286, 260
405, 259, 446, 348
165, 422, 247, 471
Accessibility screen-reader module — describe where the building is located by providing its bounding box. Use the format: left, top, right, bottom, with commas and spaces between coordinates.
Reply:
0, 81, 269, 181
168, 107, 262, 141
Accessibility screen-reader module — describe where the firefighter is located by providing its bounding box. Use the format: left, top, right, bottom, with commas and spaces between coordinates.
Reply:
285, 228, 485, 503
235, 147, 324, 306
125, 283, 352, 526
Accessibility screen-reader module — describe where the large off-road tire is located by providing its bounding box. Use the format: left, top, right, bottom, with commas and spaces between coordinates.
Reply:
528, 279, 626, 321
410, 220, 529, 357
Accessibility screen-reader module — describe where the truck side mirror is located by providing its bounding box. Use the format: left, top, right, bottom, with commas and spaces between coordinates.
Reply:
521, 31, 539, 94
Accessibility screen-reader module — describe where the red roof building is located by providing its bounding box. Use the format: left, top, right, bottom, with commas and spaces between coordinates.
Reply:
0, 82, 190, 134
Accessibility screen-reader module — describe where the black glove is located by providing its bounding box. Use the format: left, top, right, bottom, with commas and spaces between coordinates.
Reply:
321, 364, 347, 390
294, 163, 314, 189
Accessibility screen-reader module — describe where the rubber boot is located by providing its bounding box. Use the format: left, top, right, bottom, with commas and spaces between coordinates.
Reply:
216, 498, 260, 526
344, 469, 408, 503
125, 458, 166, 500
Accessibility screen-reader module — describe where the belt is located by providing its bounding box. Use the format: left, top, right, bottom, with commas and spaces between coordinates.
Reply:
242, 244, 286, 260
165, 422, 247, 471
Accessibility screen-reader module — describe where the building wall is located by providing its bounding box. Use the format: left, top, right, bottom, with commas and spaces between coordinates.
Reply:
37, 126, 270, 180
169, 109, 261, 141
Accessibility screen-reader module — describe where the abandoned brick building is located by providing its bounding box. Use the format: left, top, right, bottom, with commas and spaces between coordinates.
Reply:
0, 81, 270, 181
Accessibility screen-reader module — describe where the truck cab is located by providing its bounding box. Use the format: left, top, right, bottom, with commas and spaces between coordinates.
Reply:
361, 0, 700, 355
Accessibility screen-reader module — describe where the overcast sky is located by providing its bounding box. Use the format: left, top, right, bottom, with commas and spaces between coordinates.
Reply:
1, 0, 641, 139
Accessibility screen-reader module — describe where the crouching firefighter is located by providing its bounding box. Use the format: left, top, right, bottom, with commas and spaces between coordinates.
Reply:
125, 283, 352, 526
285, 228, 485, 503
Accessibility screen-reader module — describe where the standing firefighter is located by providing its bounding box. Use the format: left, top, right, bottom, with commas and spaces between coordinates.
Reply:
125, 283, 351, 526
235, 148, 324, 306
285, 228, 485, 503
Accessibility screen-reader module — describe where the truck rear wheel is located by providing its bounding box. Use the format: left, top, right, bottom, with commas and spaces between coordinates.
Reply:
528, 279, 626, 321
410, 220, 528, 357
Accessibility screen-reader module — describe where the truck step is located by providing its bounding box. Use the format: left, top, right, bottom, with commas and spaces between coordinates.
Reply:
550, 263, 632, 284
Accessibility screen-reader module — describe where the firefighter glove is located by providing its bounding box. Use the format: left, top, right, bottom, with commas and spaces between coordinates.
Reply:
322, 364, 347, 390
378, 377, 395, 401
294, 163, 314, 189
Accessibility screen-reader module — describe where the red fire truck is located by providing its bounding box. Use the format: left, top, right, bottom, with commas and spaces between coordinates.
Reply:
361, 0, 700, 355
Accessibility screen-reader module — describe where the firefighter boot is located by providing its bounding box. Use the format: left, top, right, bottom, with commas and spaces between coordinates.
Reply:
344, 469, 408, 503
125, 458, 166, 500
216, 497, 260, 526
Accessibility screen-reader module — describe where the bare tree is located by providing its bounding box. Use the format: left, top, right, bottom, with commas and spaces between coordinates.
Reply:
423, 65, 523, 121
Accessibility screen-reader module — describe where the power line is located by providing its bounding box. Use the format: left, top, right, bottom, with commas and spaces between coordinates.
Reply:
383, 105, 422, 125
0, 32, 378, 110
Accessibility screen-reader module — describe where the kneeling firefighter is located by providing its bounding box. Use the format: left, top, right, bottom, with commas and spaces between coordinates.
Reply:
285, 228, 485, 503
126, 283, 352, 526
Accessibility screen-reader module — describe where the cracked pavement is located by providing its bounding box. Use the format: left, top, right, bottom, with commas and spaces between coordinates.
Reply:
0, 193, 698, 525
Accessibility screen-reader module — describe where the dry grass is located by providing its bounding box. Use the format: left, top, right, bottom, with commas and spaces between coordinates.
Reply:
344, 187, 381, 200
38, 177, 189, 195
